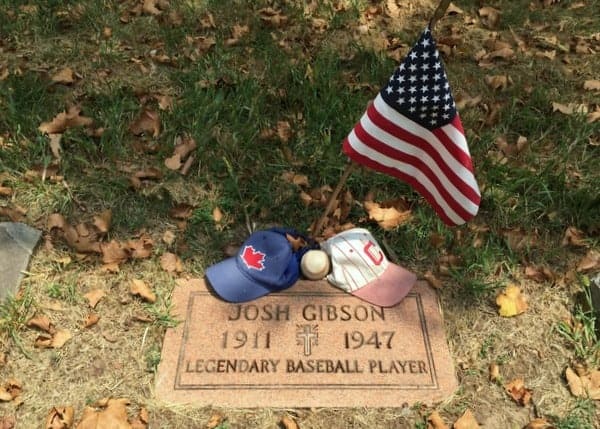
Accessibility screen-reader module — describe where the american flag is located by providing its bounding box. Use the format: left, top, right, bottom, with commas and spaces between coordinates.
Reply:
343, 27, 480, 226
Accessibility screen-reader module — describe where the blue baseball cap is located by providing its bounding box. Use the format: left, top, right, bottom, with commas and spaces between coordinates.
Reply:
205, 228, 308, 302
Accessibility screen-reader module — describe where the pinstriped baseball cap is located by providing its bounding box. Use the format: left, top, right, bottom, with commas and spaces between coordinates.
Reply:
321, 228, 416, 307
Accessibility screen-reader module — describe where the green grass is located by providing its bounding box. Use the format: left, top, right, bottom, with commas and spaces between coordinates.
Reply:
1, 0, 599, 426
555, 398, 598, 429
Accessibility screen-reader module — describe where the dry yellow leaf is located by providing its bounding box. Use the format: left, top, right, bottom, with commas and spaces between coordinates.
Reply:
162, 230, 176, 245
565, 367, 600, 400
130, 279, 157, 303
523, 418, 554, 429
427, 410, 449, 429
583, 80, 600, 91
489, 363, 500, 382
364, 200, 412, 230
281, 415, 299, 429
212, 207, 223, 223
552, 102, 588, 115
453, 409, 480, 429
45, 406, 75, 429
51, 67, 75, 84
495, 284, 528, 317
84, 289, 106, 309
205, 413, 223, 429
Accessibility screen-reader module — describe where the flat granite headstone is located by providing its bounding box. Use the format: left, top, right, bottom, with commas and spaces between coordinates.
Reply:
155, 279, 457, 407
0, 222, 41, 301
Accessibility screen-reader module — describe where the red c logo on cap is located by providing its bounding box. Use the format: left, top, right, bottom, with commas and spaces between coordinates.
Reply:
363, 241, 383, 265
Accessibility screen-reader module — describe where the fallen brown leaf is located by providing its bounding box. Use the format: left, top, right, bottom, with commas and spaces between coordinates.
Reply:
552, 102, 588, 115
93, 209, 112, 234
565, 367, 600, 400
485, 75, 510, 90
39, 106, 94, 135
0, 379, 21, 402
51, 67, 75, 84
364, 200, 412, 230
427, 410, 449, 429
505, 378, 533, 406
26, 315, 56, 334
76, 397, 132, 429
169, 203, 194, 219
45, 406, 75, 429
453, 409, 480, 429
83, 313, 100, 328
561, 226, 588, 247
489, 363, 501, 382
129, 108, 160, 137
160, 252, 183, 273
142, 0, 162, 16
206, 413, 223, 429
0, 415, 16, 429
48, 134, 62, 159
583, 80, 600, 91
577, 249, 600, 272
35, 329, 72, 349
162, 230, 176, 245
523, 417, 554, 429
130, 406, 149, 429
423, 270, 443, 289
130, 279, 157, 303
281, 415, 299, 429
0, 186, 13, 197
84, 289, 106, 309
100, 240, 130, 265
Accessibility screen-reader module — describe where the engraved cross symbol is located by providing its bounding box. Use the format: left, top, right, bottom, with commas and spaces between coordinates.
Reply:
296, 324, 318, 356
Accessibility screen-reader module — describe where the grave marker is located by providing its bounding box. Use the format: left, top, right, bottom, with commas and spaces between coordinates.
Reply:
156, 279, 457, 407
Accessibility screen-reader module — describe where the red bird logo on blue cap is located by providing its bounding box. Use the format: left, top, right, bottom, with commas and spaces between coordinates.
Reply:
240, 245, 266, 270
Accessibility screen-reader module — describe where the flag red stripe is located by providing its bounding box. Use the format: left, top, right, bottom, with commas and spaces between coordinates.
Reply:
367, 103, 480, 205
432, 116, 475, 174
352, 120, 475, 222
343, 137, 458, 225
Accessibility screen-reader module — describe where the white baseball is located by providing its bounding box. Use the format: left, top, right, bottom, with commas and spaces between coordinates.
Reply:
300, 250, 331, 280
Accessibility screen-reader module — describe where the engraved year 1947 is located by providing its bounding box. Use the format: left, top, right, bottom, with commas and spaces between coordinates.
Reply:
343, 331, 395, 349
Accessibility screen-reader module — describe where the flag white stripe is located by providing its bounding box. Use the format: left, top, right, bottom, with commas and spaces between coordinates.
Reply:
373, 95, 479, 194
359, 112, 480, 215
347, 129, 466, 224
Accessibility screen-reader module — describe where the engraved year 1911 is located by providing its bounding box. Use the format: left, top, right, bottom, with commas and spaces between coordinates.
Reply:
221, 330, 271, 349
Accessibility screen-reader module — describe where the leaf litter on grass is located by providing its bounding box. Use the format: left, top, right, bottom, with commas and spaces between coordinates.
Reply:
0, 0, 599, 427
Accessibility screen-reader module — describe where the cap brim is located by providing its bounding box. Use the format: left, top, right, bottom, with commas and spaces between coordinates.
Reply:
350, 263, 417, 307
205, 257, 276, 303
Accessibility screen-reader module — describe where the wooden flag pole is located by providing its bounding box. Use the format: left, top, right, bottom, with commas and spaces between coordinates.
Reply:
311, 0, 452, 239
429, 0, 452, 30
311, 161, 357, 238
